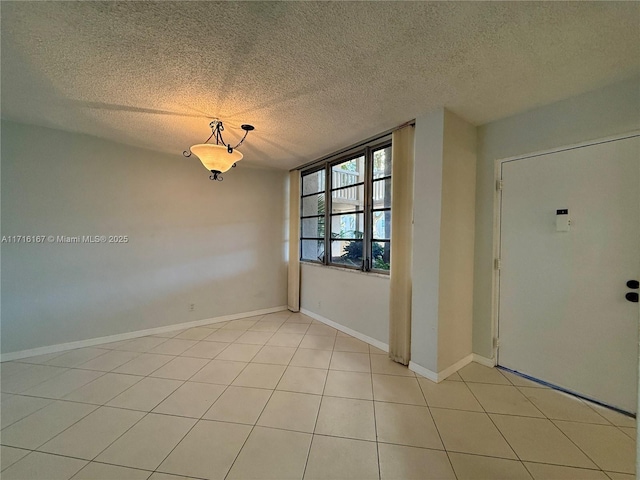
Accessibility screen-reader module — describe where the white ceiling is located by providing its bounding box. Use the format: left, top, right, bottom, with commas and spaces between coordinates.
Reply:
2, 2, 638, 170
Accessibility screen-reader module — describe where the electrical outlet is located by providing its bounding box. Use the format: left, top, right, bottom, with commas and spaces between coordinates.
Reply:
188, 303, 195, 312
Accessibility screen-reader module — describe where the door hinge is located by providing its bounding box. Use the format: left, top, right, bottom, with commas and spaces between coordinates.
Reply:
494, 258, 502, 270
493, 337, 501, 348
496, 179, 503, 191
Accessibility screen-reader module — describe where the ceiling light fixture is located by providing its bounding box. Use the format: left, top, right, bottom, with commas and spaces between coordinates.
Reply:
183, 120, 254, 181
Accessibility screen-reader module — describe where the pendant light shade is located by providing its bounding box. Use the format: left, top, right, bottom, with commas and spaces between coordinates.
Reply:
183, 120, 254, 181
190, 144, 243, 173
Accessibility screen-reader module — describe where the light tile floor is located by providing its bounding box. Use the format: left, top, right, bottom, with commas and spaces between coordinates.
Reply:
0, 311, 635, 479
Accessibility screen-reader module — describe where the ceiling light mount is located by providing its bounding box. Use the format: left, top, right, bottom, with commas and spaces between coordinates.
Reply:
183, 119, 254, 181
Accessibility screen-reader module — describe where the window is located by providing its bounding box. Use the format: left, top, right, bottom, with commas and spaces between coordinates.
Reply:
300, 140, 392, 272
300, 168, 326, 263
371, 145, 392, 271
330, 154, 365, 267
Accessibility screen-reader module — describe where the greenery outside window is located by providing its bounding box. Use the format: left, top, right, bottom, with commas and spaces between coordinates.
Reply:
300, 140, 391, 272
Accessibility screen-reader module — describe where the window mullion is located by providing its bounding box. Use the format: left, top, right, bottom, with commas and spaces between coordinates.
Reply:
324, 163, 331, 265
363, 146, 373, 271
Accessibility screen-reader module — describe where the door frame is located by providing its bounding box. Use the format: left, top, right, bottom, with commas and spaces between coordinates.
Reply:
490, 131, 640, 365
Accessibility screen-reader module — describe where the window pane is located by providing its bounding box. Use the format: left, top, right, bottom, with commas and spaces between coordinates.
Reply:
332, 184, 364, 213
300, 141, 392, 272
372, 210, 391, 240
332, 156, 365, 189
373, 146, 392, 179
302, 170, 325, 195
301, 217, 324, 238
331, 239, 363, 267
302, 193, 325, 217
372, 241, 391, 271
330, 213, 364, 239
301, 240, 324, 262
372, 178, 391, 208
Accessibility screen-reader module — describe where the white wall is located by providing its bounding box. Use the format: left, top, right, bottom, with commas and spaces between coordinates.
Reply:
300, 263, 389, 345
1, 121, 288, 354
411, 109, 445, 372
473, 76, 640, 358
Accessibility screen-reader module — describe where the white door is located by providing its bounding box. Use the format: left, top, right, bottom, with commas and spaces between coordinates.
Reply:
498, 135, 640, 413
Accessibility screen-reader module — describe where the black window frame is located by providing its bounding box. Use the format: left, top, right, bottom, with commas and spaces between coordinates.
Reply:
369, 143, 392, 273
300, 137, 392, 273
299, 166, 326, 264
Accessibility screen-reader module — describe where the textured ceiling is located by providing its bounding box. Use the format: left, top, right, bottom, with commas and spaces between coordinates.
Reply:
2, 2, 639, 170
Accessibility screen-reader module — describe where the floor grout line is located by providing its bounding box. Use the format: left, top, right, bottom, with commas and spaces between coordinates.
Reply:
369, 346, 382, 480
301, 324, 335, 480
416, 366, 460, 480
2, 315, 636, 478
462, 368, 620, 475
462, 371, 529, 466
153, 371, 255, 477
221, 310, 295, 480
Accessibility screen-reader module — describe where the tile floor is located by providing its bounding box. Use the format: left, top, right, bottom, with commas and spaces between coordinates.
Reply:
0, 311, 635, 479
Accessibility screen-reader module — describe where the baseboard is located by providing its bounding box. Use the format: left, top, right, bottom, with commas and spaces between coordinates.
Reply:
299, 308, 389, 353
1, 305, 288, 362
409, 353, 474, 383
472, 353, 496, 367
408, 361, 438, 382
438, 354, 474, 380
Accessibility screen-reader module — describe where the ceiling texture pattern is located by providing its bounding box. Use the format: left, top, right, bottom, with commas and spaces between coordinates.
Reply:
2, 1, 639, 170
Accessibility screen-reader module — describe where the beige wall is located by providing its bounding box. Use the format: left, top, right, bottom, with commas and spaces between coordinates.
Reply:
437, 110, 477, 370
473, 76, 640, 358
1, 121, 288, 353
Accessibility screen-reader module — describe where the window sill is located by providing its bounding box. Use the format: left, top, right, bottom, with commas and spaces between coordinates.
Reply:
300, 260, 390, 279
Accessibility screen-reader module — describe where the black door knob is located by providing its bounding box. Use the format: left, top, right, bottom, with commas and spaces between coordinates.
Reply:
626, 292, 639, 303
627, 280, 639, 289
